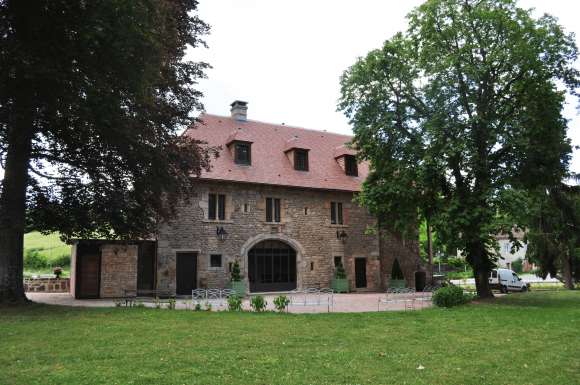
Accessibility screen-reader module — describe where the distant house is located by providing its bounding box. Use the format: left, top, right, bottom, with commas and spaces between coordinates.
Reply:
71, 101, 427, 298
456, 229, 533, 272
495, 230, 533, 271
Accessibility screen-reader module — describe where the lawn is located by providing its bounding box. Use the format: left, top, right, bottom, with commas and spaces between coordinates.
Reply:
1, 291, 579, 385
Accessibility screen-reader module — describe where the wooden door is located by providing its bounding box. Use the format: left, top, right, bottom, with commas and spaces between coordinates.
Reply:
176, 252, 197, 295
137, 242, 156, 292
77, 252, 100, 298
355, 258, 367, 288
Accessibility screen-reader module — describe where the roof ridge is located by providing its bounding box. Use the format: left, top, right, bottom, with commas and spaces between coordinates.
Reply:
200, 113, 354, 139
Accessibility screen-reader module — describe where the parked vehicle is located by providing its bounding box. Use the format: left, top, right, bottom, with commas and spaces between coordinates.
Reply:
489, 268, 530, 293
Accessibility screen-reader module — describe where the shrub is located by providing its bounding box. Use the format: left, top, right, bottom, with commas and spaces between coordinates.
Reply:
335, 262, 347, 279
167, 298, 176, 310
446, 270, 473, 280
432, 285, 472, 308
447, 257, 468, 269
250, 295, 267, 312
231, 260, 242, 282
24, 248, 49, 270
194, 303, 202, 311
227, 295, 243, 311
51, 254, 71, 268
512, 258, 524, 274
273, 295, 290, 312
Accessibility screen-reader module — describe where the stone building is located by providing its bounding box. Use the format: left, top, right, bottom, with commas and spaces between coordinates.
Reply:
156, 101, 426, 295
71, 101, 427, 298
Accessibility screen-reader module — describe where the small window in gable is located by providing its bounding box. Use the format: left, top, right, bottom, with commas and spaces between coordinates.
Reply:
345, 155, 358, 176
294, 149, 309, 171
234, 142, 251, 165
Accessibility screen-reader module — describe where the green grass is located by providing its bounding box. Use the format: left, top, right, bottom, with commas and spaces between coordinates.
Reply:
23, 232, 70, 276
1, 292, 579, 385
24, 232, 69, 257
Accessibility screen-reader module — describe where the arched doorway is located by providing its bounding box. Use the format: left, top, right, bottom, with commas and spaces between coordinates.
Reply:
248, 239, 297, 292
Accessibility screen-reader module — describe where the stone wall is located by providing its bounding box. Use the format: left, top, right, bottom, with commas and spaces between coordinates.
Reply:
379, 229, 428, 290
99, 244, 138, 298
157, 181, 421, 293
24, 278, 70, 293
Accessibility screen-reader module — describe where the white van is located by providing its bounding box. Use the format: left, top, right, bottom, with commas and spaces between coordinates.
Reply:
489, 268, 530, 293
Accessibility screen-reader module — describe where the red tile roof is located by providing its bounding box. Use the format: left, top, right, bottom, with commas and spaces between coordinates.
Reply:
185, 114, 368, 192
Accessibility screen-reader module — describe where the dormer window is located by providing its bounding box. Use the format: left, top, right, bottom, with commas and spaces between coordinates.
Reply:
294, 149, 309, 171
345, 155, 358, 176
234, 142, 251, 165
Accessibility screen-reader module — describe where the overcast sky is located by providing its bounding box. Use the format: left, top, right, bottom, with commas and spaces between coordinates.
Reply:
191, 0, 580, 172
0, 0, 578, 182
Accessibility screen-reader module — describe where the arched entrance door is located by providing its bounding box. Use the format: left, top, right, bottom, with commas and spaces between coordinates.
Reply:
248, 239, 297, 292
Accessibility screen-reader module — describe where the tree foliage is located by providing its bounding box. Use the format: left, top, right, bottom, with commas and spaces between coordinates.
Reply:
338, 0, 579, 297
514, 184, 580, 288
0, 0, 214, 301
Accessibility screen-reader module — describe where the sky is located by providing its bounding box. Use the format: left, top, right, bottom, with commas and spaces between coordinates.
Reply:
0, 0, 579, 181
190, 0, 580, 173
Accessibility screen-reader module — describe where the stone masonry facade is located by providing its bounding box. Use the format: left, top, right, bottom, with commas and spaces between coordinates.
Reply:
99, 244, 138, 298
156, 180, 426, 293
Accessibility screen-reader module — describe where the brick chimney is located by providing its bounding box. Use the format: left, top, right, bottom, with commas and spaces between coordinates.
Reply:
230, 100, 248, 121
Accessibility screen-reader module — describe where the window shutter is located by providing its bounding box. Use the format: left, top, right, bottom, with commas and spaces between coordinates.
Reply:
274, 198, 281, 222
337, 203, 343, 224
331, 202, 337, 224
218, 194, 226, 220
266, 197, 273, 222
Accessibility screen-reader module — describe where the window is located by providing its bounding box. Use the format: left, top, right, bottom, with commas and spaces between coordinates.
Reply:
294, 149, 309, 171
330, 202, 343, 225
208, 193, 226, 220
210, 254, 222, 268
234, 142, 251, 165
334, 256, 342, 267
345, 155, 358, 176
243, 203, 249, 213
304, 207, 309, 215
266, 197, 281, 222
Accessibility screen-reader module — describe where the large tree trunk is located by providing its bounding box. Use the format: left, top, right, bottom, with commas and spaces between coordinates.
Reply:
562, 252, 575, 290
426, 220, 434, 282
467, 241, 494, 298
0, 79, 33, 304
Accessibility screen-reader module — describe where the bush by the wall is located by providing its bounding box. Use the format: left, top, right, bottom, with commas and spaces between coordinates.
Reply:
273, 295, 290, 312
250, 295, 267, 312
432, 285, 472, 308
227, 295, 242, 311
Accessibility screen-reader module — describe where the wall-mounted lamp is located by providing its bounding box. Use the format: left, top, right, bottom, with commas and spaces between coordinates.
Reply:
336, 230, 348, 243
216, 226, 228, 241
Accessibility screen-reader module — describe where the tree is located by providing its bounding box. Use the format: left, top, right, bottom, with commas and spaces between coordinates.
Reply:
521, 184, 580, 289
0, 0, 215, 303
338, 0, 579, 297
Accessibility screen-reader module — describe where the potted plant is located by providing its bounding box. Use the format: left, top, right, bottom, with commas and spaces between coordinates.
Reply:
331, 262, 349, 293
230, 260, 246, 297
53, 266, 63, 279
